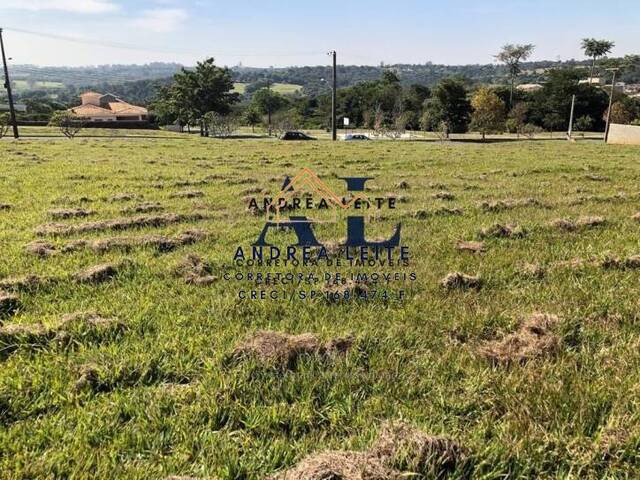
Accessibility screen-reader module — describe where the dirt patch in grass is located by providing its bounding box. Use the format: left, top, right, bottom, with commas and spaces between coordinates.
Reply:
74, 263, 118, 284
270, 421, 466, 479
441, 272, 482, 290
173, 254, 217, 285
230, 330, 354, 368
479, 223, 526, 239
35, 213, 205, 236
48, 208, 94, 220
550, 216, 606, 231
170, 190, 205, 199
121, 202, 164, 214
478, 313, 560, 365
632, 212, 640, 222
456, 240, 485, 253
0, 292, 21, 318
396, 180, 410, 189
25, 240, 57, 257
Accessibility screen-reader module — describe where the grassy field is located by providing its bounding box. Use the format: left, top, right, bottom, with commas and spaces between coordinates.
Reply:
12, 80, 65, 92
233, 82, 303, 95
1, 136, 640, 479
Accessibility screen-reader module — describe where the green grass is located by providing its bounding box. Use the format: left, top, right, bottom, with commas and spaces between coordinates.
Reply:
233, 82, 303, 95
12, 80, 65, 92
0, 136, 640, 478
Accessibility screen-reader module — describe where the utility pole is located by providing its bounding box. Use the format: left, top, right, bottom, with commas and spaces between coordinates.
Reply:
604, 68, 619, 144
329, 50, 337, 141
567, 94, 575, 140
267, 77, 272, 137
0, 28, 19, 139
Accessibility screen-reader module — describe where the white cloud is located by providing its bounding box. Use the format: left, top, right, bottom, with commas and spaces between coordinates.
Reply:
130, 8, 188, 33
2, 0, 119, 13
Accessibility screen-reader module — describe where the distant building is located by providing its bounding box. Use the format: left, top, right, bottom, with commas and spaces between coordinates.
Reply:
578, 77, 605, 86
516, 83, 543, 92
69, 91, 148, 122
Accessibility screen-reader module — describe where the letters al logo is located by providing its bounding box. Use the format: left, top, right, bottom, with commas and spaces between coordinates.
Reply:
253, 168, 400, 248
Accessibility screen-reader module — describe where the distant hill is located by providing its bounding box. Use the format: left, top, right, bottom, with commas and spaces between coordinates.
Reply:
6, 57, 638, 106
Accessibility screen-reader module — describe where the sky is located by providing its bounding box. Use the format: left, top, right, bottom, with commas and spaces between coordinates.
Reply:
0, 0, 638, 68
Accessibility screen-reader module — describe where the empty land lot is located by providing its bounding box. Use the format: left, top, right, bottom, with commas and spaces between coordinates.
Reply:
0, 137, 639, 478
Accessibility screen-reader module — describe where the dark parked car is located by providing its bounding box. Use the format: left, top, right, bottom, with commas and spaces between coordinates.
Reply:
344, 134, 370, 141
280, 131, 316, 140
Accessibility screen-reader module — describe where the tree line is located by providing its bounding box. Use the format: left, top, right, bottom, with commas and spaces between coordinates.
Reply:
5, 38, 640, 138
144, 38, 639, 139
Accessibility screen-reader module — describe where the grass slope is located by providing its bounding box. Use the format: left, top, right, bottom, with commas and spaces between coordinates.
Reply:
0, 137, 639, 479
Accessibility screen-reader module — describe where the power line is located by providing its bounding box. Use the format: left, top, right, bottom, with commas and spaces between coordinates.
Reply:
3, 27, 326, 58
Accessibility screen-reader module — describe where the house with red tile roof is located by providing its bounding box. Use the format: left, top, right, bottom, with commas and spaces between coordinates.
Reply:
69, 91, 148, 122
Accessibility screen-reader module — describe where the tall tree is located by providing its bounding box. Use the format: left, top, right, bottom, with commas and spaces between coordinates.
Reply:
422, 78, 471, 134
151, 58, 239, 132
495, 43, 535, 108
581, 38, 615, 82
470, 87, 506, 140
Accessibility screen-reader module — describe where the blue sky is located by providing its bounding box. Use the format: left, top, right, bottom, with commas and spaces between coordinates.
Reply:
1, 0, 638, 67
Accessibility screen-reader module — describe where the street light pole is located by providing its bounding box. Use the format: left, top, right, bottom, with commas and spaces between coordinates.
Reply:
329, 50, 337, 141
604, 68, 619, 144
0, 28, 19, 139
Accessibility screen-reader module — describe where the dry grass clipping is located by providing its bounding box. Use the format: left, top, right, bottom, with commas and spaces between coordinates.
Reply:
518, 262, 545, 279
0, 274, 47, 292
478, 223, 526, 239
230, 330, 354, 368
432, 191, 455, 201
25, 240, 57, 258
478, 313, 560, 365
170, 190, 205, 199
62, 230, 206, 255
0, 311, 124, 356
0, 292, 21, 318
48, 208, 93, 219
456, 240, 485, 253
441, 272, 482, 290
480, 198, 542, 212
35, 213, 205, 236
551, 216, 605, 231
74, 263, 118, 284
173, 254, 217, 285
270, 421, 466, 479
121, 202, 164, 214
